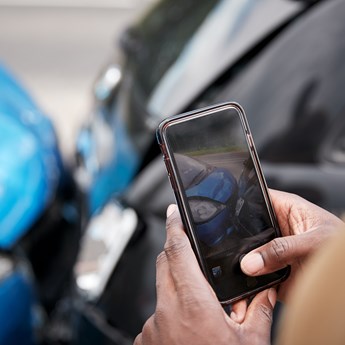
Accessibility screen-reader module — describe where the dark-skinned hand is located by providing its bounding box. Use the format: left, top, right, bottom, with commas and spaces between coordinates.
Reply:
241, 190, 344, 301
134, 205, 277, 345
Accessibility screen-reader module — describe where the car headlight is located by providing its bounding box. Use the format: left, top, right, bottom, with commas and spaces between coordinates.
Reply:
188, 197, 226, 224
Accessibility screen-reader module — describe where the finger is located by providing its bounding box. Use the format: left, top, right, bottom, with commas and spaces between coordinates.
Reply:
156, 251, 175, 301
164, 204, 210, 293
230, 299, 248, 324
269, 189, 344, 234
245, 288, 277, 333
138, 316, 156, 345
240, 231, 320, 275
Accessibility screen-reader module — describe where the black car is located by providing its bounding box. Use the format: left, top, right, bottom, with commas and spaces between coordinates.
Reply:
75, 0, 345, 340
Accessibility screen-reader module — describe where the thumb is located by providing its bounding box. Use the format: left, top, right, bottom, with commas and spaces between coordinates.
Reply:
241, 232, 316, 276
244, 288, 277, 339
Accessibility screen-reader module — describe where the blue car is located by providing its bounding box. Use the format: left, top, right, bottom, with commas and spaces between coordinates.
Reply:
0, 64, 81, 344
0, 64, 62, 344
175, 153, 238, 247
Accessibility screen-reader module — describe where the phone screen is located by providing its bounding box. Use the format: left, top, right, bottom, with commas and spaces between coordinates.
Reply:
163, 106, 288, 302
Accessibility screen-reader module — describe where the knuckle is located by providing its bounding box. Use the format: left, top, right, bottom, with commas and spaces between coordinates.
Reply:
156, 251, 167, 267
258, 304, 273, 323
164, 235, 189, 260
270, 238, 290, 263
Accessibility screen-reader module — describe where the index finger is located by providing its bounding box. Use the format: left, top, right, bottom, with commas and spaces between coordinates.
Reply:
164, 205, 211, 293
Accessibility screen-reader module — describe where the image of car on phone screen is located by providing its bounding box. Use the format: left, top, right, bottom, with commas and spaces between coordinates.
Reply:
175, 152, 276, 297
175, 153, 238, 247
175, 153, 274, 252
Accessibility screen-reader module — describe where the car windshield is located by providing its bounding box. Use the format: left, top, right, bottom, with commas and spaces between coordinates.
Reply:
145, 0, 302, 118
174, 153, 213, 189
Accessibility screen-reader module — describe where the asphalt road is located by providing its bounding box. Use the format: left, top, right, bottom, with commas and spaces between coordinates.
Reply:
0, 1, 154, 161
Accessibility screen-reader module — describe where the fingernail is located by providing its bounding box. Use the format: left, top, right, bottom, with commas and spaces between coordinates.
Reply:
268, 288, 277, 307
167, 204, 177, 217
241, 253, 264, 275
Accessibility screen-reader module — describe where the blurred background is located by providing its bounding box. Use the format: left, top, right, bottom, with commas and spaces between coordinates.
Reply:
0, 0, 154, 160
1, 1, 345, 344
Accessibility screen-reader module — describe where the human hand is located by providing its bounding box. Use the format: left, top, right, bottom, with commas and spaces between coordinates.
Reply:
134, 205, 277, 345
241, 190, 344, 302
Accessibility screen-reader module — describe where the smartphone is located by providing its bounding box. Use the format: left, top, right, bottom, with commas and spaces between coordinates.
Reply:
156, 102, 290, 305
